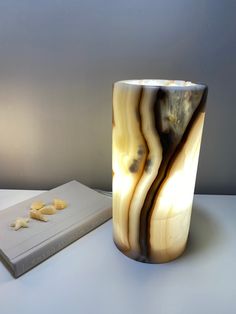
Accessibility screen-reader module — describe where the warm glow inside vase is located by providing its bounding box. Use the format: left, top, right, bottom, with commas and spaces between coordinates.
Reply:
112, 79, 208, 263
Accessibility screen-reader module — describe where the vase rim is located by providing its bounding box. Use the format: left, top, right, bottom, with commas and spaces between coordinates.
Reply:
115, 79, 207, 90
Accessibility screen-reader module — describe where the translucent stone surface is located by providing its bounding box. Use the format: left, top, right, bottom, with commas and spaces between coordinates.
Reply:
112, 79, 207, 263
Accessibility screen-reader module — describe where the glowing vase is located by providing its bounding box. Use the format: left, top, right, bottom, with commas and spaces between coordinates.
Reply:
112, 79, 208, 263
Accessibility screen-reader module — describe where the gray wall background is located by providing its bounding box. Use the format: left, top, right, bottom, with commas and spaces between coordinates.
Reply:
0, 0, 235, 194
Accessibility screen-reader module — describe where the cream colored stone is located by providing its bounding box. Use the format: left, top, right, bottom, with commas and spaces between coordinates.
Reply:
149, 113, 205, 262
30, 209, 48, 222
39, 205, 57, 215
128, 89, 162, 257
112, 84, 147, 251
30, 201, 45, 210
53, 199, 67, 210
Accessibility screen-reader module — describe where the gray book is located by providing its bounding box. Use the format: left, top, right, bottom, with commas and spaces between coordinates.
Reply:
0, 180, 112, 278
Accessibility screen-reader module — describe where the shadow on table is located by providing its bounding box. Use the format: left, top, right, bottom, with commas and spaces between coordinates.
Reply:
182, 203, 224, 259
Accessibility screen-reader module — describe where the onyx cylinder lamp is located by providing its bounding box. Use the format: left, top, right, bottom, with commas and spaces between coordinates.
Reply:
112, 79, 208, 263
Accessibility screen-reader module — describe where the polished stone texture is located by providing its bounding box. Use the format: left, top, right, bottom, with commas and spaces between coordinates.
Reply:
112, 80, 207, 263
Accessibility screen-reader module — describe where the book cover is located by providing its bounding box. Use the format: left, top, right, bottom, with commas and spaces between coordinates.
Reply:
0, 180, 112, 278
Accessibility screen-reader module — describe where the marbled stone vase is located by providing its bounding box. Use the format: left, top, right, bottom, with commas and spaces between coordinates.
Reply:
112, 79, 208, 263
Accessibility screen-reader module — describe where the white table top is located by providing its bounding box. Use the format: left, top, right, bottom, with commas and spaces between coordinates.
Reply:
0, 190, 235, 314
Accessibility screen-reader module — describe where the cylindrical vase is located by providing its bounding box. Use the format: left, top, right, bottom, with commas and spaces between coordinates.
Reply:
112, 79, 208, 263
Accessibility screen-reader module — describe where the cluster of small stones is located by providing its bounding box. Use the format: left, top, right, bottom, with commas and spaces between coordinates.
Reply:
10, 199, 67, 231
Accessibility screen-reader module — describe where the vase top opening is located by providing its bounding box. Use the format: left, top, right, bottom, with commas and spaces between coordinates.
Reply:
117, 79, 206, 90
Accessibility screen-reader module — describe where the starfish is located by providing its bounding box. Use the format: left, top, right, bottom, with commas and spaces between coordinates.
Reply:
10, 217, 30, 231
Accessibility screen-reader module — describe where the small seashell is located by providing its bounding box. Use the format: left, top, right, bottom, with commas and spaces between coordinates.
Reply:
30, 209, 48, 222
53, 198, 67, 210
30, 201, 45, 210
39, 205, 57, 215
